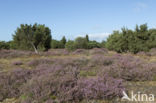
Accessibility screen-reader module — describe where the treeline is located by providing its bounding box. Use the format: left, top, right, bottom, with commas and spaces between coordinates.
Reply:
0, 23, 105, 53
52, 35, 105, 50
106, 24, 156, 53
0, 23, 155, 53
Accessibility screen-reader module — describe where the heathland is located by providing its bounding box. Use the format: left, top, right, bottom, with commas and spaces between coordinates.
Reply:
0, 48, 156, 103
0, 23, 156, 103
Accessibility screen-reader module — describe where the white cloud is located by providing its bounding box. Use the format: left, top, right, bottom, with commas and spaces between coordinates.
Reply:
76, 32, 111, 42
134, 2, 148, 12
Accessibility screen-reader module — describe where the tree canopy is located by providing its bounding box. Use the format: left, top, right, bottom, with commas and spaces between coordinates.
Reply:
13, 23, 51, 53
1, 23, 155, 54
106, 24, 156, 53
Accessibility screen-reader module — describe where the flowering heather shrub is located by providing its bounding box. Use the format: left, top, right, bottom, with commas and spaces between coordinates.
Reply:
89, 48, 108, 55
146, 48, 156, 56
55, 74, 80, 102
27, 58, 53, 67
20, 65, 124, 102
77, 75, 124, 100
0, 50, 35, 58
0, 68, 32, 101
53, 57, 89, 69
137, 51, 147, 56
101, 55, 156, 81
41, 49, 70, 56
32, 64, 55, 76
142, 62, 156, 78
20, 74, 78, 103
12, 61, 23, 65
2, 51, 156, 102
32, 64, 71, 78
91, 54, 114, 66
33, 62, 80, 77
20, 75, 55, 102
71, 49, 89, 55
20, 65, 80, 103
72, 57, 89, 67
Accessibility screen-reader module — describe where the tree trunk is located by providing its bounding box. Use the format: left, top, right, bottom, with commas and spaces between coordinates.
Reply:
31, 43, 38, 54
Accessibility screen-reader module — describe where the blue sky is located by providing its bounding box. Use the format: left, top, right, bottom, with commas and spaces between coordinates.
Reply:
0, 0, 156, 41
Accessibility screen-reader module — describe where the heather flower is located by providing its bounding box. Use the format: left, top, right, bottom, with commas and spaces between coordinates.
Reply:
0, 50, 34, 58
89, 48, 108, 55
77, 75, 124, 100
12, 61, 23, 65
0, 68, 32, 101
27, 58, 53, 67
146, 48, 156, 56
41, 49, 69, 56
91, 54, 114, 66
72, 49, 89, 55
100, 55, 156, 81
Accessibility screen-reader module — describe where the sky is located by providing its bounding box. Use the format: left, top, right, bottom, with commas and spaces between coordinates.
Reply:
0, 0, 156, 42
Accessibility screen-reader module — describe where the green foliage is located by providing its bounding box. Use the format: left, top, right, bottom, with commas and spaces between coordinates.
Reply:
106, 24, 156, 53
100, 40, 106, 48
106, 31, 123, 53
60, 36, 67, 48
88, 41, 101, 49
65, 36, 104, 50
0, 41, 10, 49
65, 37, 89, 51
65, 40, 75, 51
7, 41, 17, 49
13, 23, 52, 53
85, 34, 89, 42
3, 23, 154, 53
51, 39, 62, 49
51, 36, 66, 49
146, 29, 156, 49
74, 37, 88, 49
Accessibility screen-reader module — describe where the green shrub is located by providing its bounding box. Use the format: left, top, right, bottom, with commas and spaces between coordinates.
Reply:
106, 24, 156, 53
88, 41, 101, 49
74, 37, 88, 49
0, 41, 10, 49
65, 40, 75, 51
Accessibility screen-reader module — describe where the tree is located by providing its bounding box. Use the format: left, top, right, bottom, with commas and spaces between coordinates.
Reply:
105, 24, 156, 53
85, 34, 89, 42
65, 40, 75, 51
0, 41, 10, 49
106, 31, 123, 53
51, 39, 62, 49
13, 23, 52, 53
140, 23, 148, 32
135, 25, 139, 33
100, 40, 106, 48
60, 36, 67, 48
88, 41, 101, 49
148, 29, 156, 49
74, 37, 88, 49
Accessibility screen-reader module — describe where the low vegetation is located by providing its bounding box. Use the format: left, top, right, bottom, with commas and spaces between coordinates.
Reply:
0, 48, 155, 102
